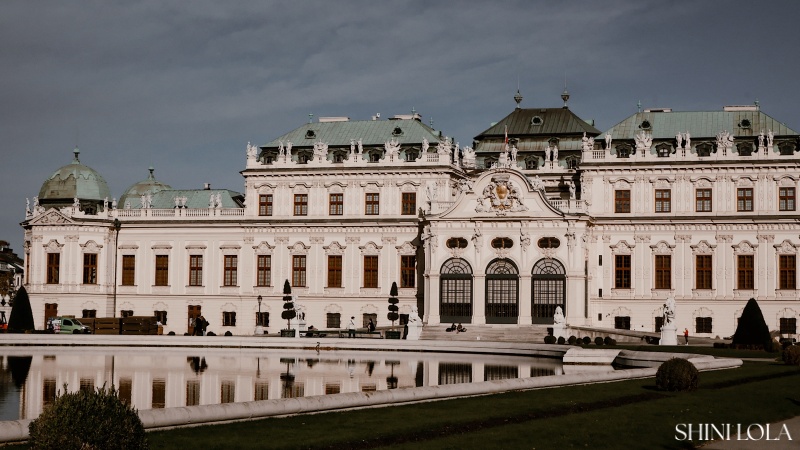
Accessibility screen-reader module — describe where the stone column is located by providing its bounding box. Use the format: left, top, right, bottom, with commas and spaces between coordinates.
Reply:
473, 274, 486, 325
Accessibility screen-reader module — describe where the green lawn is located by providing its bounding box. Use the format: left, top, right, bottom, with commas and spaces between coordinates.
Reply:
9, 350, 798, 450
139, 360, 799, 450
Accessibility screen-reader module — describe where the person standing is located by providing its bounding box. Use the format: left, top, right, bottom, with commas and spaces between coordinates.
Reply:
683, 328, 689, 345
367, 318, 375, 333
348, 316, 356, 338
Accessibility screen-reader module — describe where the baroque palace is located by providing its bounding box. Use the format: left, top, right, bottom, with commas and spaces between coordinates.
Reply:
21, 91, 800, 339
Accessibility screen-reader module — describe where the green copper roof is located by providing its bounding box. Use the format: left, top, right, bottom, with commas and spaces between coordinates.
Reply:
119, 167, 172, 206
601, 109, 799, 140
474, 108, 601, 140
121, 188, 243, 209
38, 148, 111, 202
262, 118, 442, 149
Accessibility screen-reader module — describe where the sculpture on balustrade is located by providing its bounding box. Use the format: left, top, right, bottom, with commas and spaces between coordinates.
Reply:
634, 130, 652, 153
544, 145, 551, 162
246, 141, 257, 158
551, 144, 558, 164
675, 132, 683, 149
462, 146, 476, 168
759, 130, 765, 148
384, 138, 401, 160
568, 181, 576, 200
313, 141, 328, 160
684, 131, 691, 149
605, 133, 612, 150
767, 130, 774, 149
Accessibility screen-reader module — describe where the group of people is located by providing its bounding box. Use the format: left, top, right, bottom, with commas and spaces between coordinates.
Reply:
345, 316, 376, 338
445, 323, 466, 333
192, 316, 208, 336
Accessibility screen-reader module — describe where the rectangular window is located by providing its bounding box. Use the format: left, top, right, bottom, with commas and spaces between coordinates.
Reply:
186, 380, 200, 406
292, 255, 306, 287
654, 189, 671, 213
401, 255, 416, 288
737, 188, 753, 212
696, 255, 712, 290
255, 382, 269, 401
154, 310, 167, 325
221, 380, 235, 404
614, 255, 631, 289
223, 311, 236, 326
614, 316, 631, 330
737, 255, 754, 290
82, 309, 96, 318
614, 190, 630, 213
256, 255, 271, 287
364, 255, 378, 288
152, 379, 165, 409
121, 255, 135, 286
655, 316, 664, 333
223, 255, 238, 286
327, 255, 342, 288
696, 317, 712, 334
47, 253, 60, 284
402, 192, 416, 215
327, 312, 341, 328
329, 193, 343, 215
256, 311, 269, 327
696, 189, 712, 212
779, 187, 795, 211
189, 255, 203, 287
779, 254, 796, 290
258, 194, 273, 216
365, 193, 380, 215
654, 255, 671, 289
155, 255, 169, 286
780, 317, 797, 334
294, 194, 308, 216
82, 253, 97, 284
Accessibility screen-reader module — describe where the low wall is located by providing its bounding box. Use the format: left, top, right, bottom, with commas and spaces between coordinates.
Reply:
0, 336, 742, 444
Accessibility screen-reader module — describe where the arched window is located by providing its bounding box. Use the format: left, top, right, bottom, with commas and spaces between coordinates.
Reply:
440, 258, 473, 323
531, 258, 566, 324
485, 259, 518, 324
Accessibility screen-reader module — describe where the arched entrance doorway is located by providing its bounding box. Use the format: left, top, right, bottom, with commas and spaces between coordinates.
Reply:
440, 258, 473, 324
485, 259, 518, 324
531, 258, 566, 324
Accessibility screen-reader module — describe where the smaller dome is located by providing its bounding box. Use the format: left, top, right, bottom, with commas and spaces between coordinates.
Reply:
119, 167, 172, 208
38, 147, 111, 204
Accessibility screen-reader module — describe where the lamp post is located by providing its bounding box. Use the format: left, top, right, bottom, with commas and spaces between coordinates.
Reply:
255, 295, 264, 335
112, 218, 121, 318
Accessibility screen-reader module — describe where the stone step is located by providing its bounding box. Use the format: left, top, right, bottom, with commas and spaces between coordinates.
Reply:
420, 324, 551, 343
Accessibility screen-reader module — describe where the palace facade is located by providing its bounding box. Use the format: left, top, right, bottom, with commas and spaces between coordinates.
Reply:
21, 94, 800, 339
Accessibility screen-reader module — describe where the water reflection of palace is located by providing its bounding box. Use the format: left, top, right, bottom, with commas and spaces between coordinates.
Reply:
1, 349, 563, 421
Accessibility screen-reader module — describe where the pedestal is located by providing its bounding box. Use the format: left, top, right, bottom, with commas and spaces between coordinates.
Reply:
254, 325, 264, 335
406, 322, 422, 340
660, 324, 678, 346
553, 323, 568, 340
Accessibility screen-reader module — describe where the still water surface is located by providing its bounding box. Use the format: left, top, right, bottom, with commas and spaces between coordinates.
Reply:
0, 347, 574, 421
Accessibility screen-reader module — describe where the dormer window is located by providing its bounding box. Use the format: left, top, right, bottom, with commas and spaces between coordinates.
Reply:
656, 143, 672, 158
696, 143, 713, 157
405, 150, 418, 161
368, 151, 381, 162
739, 119, 751, 129
392, 127, 403, 136
737, 142, 753, 157
305, 130, 316, 139
640, 120, 652, 130
332, 151, 347, 163
298, 151, 312, 164
531, 116, 543, 126
779, 142, 796, 156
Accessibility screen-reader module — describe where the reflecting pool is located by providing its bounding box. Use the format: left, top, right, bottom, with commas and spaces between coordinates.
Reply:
0, 347, 571, 421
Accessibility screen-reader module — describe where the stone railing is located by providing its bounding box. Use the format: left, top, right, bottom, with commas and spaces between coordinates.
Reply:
115, 208, 245, 219
582, 145, 791, 163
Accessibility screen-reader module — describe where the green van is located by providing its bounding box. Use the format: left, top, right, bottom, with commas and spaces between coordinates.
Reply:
48, 317, 90, 334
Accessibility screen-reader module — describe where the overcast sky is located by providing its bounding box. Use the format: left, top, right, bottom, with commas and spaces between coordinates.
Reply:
2, 1, 799, 253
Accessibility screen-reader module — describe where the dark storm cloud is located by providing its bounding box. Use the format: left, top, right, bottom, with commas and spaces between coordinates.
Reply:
2, 0, 799, 252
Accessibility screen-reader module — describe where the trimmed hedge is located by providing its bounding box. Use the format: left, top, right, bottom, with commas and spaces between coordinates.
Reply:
557, 337, 566, 345
582, 336, 591, 345
28, 384, 148, 449
783, 345, 800, 366
594, 337, 604, 346
544, 335, 556, 344
655, 358, 699, 392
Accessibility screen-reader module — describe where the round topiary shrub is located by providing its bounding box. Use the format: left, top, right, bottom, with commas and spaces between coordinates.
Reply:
168, 331, 175, 336
603, 336, 615, 346
224, 331, 233, 336
783, 345, 800, 366
544, 335, 556, 344
582, 336, 591, 345
557, 336, 566, 345
655, 358, 699, 392
594, 336, 604, 346
28, 384, 149, 449
568, 335, 577, 345
206, 331, 216, 336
